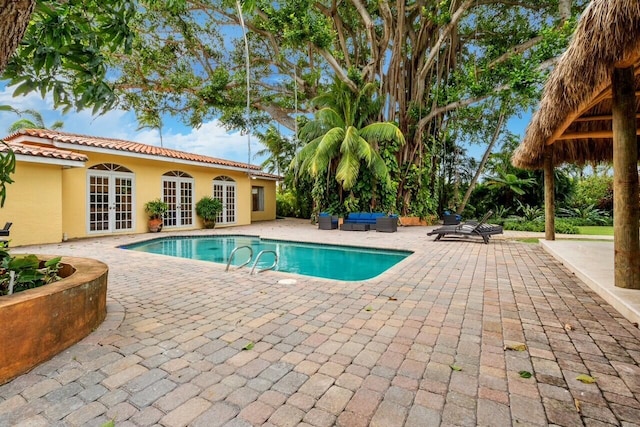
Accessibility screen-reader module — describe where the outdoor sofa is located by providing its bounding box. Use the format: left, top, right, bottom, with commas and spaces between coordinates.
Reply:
341, 212, 398, 232
318, 212, 339, 230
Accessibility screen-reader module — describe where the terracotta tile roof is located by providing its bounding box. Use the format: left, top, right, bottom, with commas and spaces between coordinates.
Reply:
5, 129, 262, 171
1, 139, 88, 162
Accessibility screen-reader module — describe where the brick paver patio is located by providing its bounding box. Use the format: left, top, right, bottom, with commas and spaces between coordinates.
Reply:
0, 219, 638, 426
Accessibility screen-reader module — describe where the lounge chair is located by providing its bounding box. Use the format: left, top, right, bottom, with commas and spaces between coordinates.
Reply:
427, 211, 502, 244
0, 222, 11, 247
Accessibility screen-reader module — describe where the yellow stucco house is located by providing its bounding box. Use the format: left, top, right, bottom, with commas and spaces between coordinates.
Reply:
1, 129, 280, 247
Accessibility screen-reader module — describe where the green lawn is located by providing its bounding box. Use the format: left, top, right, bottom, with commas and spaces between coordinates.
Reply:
577, 226, 614, 236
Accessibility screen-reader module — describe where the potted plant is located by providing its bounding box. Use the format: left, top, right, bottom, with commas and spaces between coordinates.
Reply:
144, 199, 169, 232
196, 196, 223, 229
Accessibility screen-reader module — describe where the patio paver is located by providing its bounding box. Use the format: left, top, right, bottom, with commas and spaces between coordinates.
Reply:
0, 219, 638, 426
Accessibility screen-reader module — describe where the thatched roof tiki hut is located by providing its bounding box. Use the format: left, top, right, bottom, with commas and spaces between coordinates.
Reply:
512, 0, 640, 290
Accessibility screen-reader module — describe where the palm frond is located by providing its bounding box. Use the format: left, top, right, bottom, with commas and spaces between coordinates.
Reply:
360, 123, 406, 145
370, 151, 390, 184
315, 107, 344, 128
7, 119, 37, 133
341, 126, 362, 156
298, 119, 328, 143
311, 128, 343, 176
335, 151, 361, 190
291, 137, 321, 176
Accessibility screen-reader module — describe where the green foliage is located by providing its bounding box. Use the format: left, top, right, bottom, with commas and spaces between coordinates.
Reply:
516, 201, 543, 222
558, 205, 611, 226
0, 252, 63, 296
5, 108, 65, 134
255, 0, 333, 48
502, 219, 579, 234
276, 190, 309, 218
0, 144, 16, 208
195, 196, 223, 222
570, 175, 613, 212
292, 73, 404, 212
144, 199, 169, 219
4, 0, 135, 114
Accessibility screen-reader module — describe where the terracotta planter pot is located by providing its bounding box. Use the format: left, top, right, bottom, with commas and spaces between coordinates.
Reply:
399, 216, 428, 226
148, 218, 163, 232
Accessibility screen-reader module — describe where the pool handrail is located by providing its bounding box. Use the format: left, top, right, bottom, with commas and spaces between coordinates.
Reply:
250, 250, 278, 275
225, 245, 254, 271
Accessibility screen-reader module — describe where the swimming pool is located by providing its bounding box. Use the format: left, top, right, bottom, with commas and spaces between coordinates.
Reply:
122, 235, 412, 281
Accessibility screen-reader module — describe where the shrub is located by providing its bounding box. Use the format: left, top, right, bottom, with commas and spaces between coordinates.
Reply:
502, 218, 579, 234
276, 191, 297, 217
572, 175, 613, 211
557, 205, 611, 226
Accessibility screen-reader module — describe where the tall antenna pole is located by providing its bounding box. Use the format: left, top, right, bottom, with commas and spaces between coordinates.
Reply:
236, 0, 251, 170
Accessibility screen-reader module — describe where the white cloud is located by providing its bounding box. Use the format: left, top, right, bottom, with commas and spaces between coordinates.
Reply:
0, 84, 267, 165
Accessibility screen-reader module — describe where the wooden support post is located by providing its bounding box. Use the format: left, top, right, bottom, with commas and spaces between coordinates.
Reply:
612, 66, 640, 289
544, 145, 555, 240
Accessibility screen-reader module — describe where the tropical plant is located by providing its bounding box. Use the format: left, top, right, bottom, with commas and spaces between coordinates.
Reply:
557, 205, 610, 225
0, 141, 15, 208
486, 173, 535, 196
0, 251, 62, 296
195, 196, 223, 228
292, 73, 405, 212
254, 125, 297, 178
570, 175, 613, 212
516, 201, 544, 222
144, 199, 168, 220
7, 108, 64, 133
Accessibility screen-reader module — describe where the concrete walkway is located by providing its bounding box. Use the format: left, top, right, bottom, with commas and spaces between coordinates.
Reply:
0, 219, 639, 427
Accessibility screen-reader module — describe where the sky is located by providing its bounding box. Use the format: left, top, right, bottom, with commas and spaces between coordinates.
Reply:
0, 81, 531, 167
0, 83, 268, 166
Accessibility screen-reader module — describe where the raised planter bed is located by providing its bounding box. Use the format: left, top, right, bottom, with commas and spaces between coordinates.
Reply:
0, 256, 108, 385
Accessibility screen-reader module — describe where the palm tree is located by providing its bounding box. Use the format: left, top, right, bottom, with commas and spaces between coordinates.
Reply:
292, 74, 405, 198
254, 125, 296, 177
486, 173, 535, 196
7, 109, 64, 133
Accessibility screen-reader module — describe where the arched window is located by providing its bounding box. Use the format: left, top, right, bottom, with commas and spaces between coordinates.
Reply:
89, 163, 133, 172
163, 170, 193, 178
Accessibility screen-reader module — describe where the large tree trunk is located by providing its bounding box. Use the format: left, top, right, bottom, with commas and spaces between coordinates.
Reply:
0, 0, 35, 74
458, 113, 504, 214
611, 65, 640, 289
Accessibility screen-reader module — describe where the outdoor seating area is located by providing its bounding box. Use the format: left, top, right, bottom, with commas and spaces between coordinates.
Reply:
341, 212, 398, 232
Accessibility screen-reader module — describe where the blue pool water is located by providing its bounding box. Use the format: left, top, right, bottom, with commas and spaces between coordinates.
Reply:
122, 235, 411, 281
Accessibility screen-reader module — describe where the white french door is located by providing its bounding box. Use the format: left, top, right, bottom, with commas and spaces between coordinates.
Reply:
213, 177, 237, 225
87, 166, 135, 233
162, 173, 194, 228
